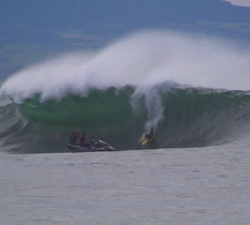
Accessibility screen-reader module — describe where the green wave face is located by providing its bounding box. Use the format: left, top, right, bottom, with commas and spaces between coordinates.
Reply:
2, 85, 250, 153
19, 87, 135, 128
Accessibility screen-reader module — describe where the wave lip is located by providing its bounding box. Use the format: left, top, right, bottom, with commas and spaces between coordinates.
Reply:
2, 30, 250, 103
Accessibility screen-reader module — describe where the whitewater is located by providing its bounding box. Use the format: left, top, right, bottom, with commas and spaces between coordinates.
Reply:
1, 30, 250, 152
1, 30, 250, 224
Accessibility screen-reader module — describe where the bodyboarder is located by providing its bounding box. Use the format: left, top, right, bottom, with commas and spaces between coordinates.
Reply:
141, 127, 154, 145
144, 127, 154, 140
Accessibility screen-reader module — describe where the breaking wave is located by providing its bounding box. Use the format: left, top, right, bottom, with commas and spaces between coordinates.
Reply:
1, 30, 250, 153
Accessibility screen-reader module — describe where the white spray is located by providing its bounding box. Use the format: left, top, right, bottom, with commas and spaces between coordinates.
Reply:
1, 29, 250, 132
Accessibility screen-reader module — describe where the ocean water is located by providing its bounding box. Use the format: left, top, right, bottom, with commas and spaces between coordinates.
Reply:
1, 30, 250, 224
1, 146, 250, 225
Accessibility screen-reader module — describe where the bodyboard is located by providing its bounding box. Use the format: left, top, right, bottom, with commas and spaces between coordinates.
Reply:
140, 127, 155, 145
141, 137, 153, 145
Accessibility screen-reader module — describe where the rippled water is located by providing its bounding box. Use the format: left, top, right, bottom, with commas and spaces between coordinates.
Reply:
1, 144, 250, 225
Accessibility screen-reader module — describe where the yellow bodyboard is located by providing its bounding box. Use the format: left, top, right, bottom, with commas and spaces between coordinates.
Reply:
141, 138, 149, 145
141, 137, 153, 145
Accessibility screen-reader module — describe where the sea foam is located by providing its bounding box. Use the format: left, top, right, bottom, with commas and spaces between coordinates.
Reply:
1, 29, 250, 102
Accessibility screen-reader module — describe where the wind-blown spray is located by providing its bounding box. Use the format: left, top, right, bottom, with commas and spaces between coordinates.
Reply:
1, 30, 250, 153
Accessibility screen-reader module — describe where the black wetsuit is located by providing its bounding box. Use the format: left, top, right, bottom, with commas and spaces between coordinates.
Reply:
145, 127, 154, 139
